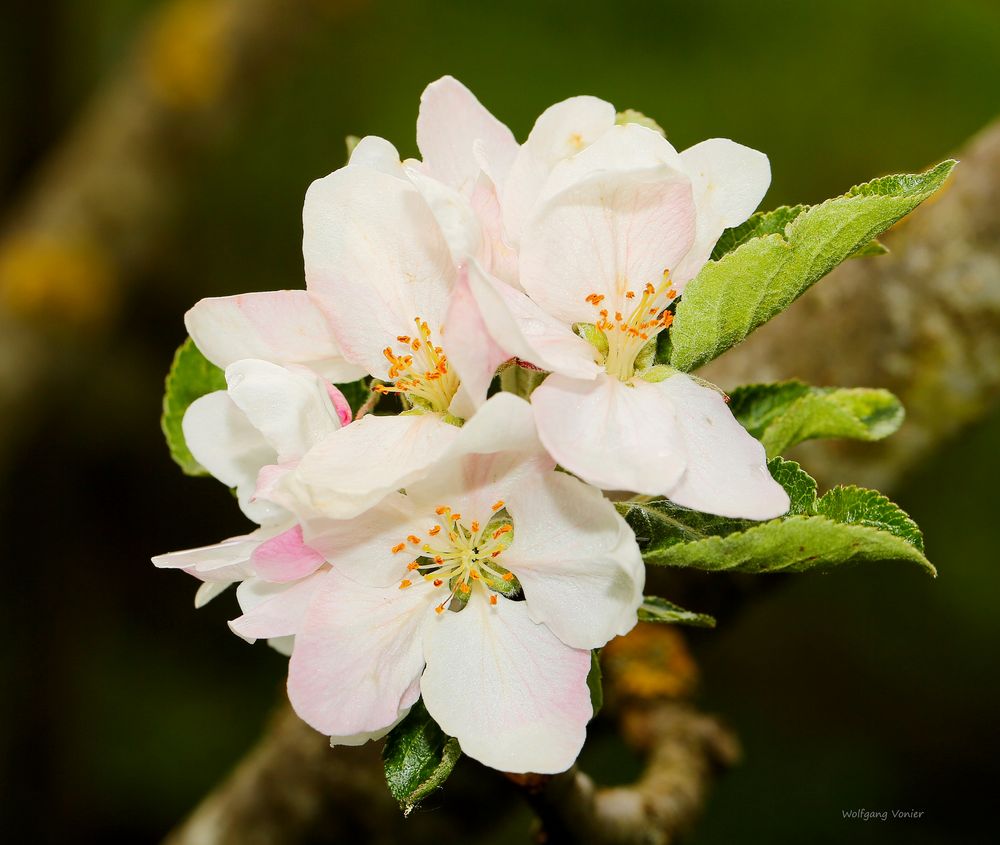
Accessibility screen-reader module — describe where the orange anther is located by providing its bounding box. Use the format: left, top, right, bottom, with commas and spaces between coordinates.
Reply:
399, 580, 412, 589
407, 561, 419, 571
645, 282, 656, 295
490, 595, 498, 606
434, 556, 444, 565
407, 535, 421, 545
450, 513, 462, 522
615, 311, 623, 322
433, 578, 443, 587
471, 520, 480, 532
459, 583, 471, 594
435, 506, 449, 515
491, 500, 505, 511
502, 572, 514, 582
435, 605, 445, 614
391, 543, 406, 554
396, 335, 410, 343
428, 525, 441, 536
667, 288, 677, 299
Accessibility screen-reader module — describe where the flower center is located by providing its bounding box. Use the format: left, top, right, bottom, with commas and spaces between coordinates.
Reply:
391, 500, 518, 612
584, 269, 676, 382
374, 317, 459, 413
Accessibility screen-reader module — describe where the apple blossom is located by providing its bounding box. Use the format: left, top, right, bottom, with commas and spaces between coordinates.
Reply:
153, 357, 347, 615
271, 393, 644, 774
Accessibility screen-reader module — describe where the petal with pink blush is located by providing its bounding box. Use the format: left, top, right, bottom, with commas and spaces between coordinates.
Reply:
465, 262, 600, 380
421, 593, 592, 774
416, 76, 517, 193
503, 470, 644, 650
303, 166, 456, 379
184, 290, 363, 383
520, 141, 696, 325
250, 524, 326, 583
325, 383, 353, 427
347, 135, 405, 178
672, 138, 771, 286
287, 568, 431, 736
229, 572, 325, 643
531, 373, 687, 495
660, 374, 790, 520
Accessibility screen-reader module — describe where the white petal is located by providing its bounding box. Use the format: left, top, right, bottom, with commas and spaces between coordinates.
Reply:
403, 166, 483, 264
531, 373, 686, 495
502, 95, 617, 243
287, 568, 430, 736
672, 138, 771, 286
194, 581, 232, 608
225, 360, 342, 463
182, 391, 275, 491
152, 531, 266, 583
421, 593, 592, 774
442, 266, 510, 414
661, 374, 790, 519
465, 262, 600, 380
404, 392, 551, 519
185, 290, 363, 382
303, 165, 456, 378
228, 572, 325, 643
504, 470, 644, 649
520, 127, 696, 325
279, 413, 460, 521
348, 135, 405, 177
416, 76, 517, 193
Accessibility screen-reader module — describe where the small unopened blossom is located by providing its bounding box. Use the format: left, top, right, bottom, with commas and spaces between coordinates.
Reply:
270, 394, 644, 773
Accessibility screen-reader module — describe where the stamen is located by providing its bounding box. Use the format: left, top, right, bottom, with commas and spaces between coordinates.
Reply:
407, 535, 421, 545
490, 595, 498, 606
491, 500, 505, 511
428, 525, 441, 536
391, 543, 405, 554
399, 580, 412, 589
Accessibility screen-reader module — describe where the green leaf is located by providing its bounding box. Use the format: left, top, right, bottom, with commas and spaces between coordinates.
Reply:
671, 160, 956, 372
161, 337, 226, 476
849, 239, 889, 258
382, 699, 462, 816
587, 650, 603, 717
638, 596, 716, 628
617, 459, 934, 576
729, 380, 904, 458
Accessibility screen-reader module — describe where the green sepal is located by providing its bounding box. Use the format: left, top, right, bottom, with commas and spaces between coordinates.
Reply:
636, 364, 675, 383
382, 698, 462, 816
638, 596, 716, 628
729, 380, 904, 458
670, 160, 956, 372
633, 335, 658, 371
574, 321, 609, 358
616, 458, 934, 576
161, 337, 226, 476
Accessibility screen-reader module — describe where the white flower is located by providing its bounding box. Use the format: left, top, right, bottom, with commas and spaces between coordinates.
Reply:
152, 358, 345, 617
273, 394, 644, 774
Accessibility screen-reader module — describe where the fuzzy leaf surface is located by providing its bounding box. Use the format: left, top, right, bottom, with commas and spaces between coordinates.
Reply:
383, 699, 461, 816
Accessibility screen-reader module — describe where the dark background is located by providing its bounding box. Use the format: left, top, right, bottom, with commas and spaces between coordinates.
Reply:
1, 1, 998, 842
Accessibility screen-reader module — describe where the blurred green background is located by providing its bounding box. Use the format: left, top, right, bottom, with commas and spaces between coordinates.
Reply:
1, 1, 998, 842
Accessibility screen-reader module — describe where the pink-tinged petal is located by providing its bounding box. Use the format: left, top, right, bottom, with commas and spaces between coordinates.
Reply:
250, 524, 326, 583
347, 135, 405, 177
503, 470, 644, 650
660, 374, 790, 519
300, 493, 426, 590
287, 568, 430, 736
185, 290, 364, 383
672, 139, 771, 286
465, 262, 600, 380
421, 593, 592, 774
531, 373, 686, 495
182, 391, 275, 492
152, 532, 261, 581
442, 266, 511, 415
416, 76, 517, 193
520, 128, 696, 325
253, 461, 297, 506
225, 360, 342, 463
268, 636, 295, 656
325, 383, 353, 427
502, 95, 616, 243
470, 171, 519, 286
329, 707, 412, 748
229, 572, 325, 643
279, 413, 460, 521
303, 166, 456, 378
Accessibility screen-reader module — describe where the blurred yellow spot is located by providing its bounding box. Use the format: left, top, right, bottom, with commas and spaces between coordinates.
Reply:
143, 0, 230, 110
602, 623, 698, 702
0, 234, 115, 325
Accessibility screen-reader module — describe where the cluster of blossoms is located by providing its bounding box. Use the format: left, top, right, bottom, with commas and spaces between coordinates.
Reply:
154, 77, 789, 774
